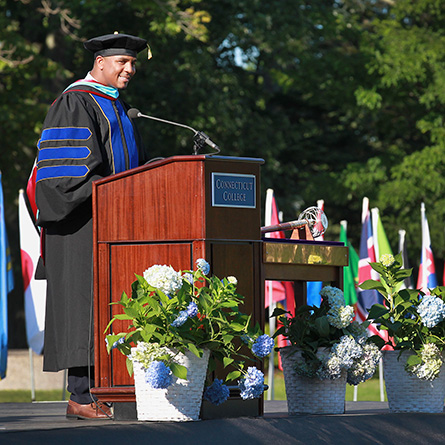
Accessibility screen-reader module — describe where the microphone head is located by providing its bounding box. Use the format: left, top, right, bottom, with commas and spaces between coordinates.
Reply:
127, 108, 141, 119
298, 206, 328, 238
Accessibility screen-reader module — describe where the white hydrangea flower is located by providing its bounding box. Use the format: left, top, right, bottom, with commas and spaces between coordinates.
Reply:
417, 295, 445, 328
380, 254, 395, 267
143, 265, 183, 295
327, 305, 354, 329
130, 342, 172, 370
410, 343, 444, 381
317, 354, 343, 380
227, 276, 238, 285
347, 343, 381, 385
331, 335, 363, 369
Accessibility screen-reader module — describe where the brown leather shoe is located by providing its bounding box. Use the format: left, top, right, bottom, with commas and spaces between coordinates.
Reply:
66, 399, 113, 420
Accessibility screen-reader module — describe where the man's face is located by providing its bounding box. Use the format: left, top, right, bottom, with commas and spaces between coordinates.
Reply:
96, 55, 137, 89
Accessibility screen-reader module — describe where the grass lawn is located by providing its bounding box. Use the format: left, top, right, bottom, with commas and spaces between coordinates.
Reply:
0, 389, 67, 403
0, 368, 387, 403
265, 367, 387, 401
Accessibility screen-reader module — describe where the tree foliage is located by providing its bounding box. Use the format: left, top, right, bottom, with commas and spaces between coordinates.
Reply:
1, 0, 445, 346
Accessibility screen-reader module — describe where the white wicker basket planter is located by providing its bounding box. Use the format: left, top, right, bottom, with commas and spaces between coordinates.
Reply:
383, 350, 445, 413
133, 348, 210, 421
279, 346, 346, 415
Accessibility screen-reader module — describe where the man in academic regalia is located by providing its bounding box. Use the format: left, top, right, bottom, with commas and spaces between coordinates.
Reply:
34, 33, 150, 419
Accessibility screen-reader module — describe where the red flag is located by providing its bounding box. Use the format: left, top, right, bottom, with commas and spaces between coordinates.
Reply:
417, 202, 437, 294
264, 189, 295, 314
264, 189, 294, 370
357, 198, 392, 348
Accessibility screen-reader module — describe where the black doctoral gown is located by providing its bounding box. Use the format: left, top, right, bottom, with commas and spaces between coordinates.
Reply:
35, 83, 146, 372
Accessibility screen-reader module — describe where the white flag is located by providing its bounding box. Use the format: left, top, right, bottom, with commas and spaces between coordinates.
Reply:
19, 189, 46, 354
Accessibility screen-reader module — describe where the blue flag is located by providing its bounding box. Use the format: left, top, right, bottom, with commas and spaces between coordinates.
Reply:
1, 172, 14, 379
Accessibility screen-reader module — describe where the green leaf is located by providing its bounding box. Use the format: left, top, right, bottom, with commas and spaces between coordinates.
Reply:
394, 268, 413, 280
359, 280, 386, 293
124, 307, 139, 319
229, 323, 246, 332
140, 330, 153, 343
314, 316, 330, 337
223, 356, 234, 368
126, 357, 134, 376
270, 307, 287, 317
272, 325, 286, 339
187, 343, 202, 358
405, 354, 422, 367
367, 304, 389, 320
170, 362, 188, 380
113, 313, 134, 321
369, 335, 386, 349
369, 262, 387, 275
226, 370, 242, 382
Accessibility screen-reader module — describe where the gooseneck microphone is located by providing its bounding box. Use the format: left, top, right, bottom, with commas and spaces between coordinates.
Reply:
128, 108, 220, 155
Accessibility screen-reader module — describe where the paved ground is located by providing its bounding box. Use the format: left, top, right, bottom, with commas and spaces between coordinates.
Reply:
1, 401, 445, 444
1, 353, 445, 444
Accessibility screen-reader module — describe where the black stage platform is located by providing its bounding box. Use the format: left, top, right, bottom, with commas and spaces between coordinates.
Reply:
1, 401, 444, 444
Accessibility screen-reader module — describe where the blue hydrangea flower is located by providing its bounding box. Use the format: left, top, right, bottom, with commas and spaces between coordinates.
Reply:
112, 337, 125, 349
251, 334, 274, 358
182, 273, 194, 284
196, 258, 210, 275
186, 301, 198, 318
145, 361, 173, 389
239, 367, 264, 400
240, 334, 253, 345
203, 379, 230, 406
320, 286, 344, 309
418, 295, 445, 328
106, 336, 125, 350
171, 310, 189, 327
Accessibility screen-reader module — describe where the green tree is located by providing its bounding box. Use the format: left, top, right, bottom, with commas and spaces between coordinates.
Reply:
2, 0, 445, 347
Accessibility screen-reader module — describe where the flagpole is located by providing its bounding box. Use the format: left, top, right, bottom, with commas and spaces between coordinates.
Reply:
419, 203, 426, 290
268, 283, 275, 400
29, 348, 36, 401
265, 189, 274, 400
342, 220, 359, 402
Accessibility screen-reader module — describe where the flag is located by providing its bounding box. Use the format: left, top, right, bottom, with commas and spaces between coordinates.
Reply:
371, 208, 393, 260
339, 221, 358, 306
1, 172, 15, 379
264, 189, 295, 314
357, 198, 382, 337
398, 229, 413, 289
417, 202, 437, 294
19, 189, 46, 354
306, 200, 324, 307
264, 189, 294, 376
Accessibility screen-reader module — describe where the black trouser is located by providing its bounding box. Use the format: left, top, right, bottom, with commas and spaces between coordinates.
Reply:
67, 366, 95, 404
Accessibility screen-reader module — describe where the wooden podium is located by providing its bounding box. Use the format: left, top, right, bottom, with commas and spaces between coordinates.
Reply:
91, 155, 265, 417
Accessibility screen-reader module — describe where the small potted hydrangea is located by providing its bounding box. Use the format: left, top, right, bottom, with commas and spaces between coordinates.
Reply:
362, 252, 445, 413
272, 285, 380, 415
105, 258, 273, 421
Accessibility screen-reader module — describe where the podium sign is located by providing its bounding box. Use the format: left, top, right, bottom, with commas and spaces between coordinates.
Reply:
211, 172, 256, 208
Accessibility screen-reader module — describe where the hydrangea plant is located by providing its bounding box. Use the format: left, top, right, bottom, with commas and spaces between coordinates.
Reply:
361, 252, 445, 381
272, 286, 380, 385
105, 259, 271, 404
